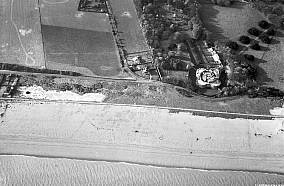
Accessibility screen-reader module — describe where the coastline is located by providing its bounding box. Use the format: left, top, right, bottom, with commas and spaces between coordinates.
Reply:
1, 155, 284, 186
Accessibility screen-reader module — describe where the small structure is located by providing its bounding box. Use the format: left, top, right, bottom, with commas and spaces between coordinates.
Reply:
196, 68, 221, 89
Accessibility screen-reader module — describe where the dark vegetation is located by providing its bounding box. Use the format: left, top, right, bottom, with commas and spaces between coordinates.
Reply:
248, 27, 262, 36
265, 28, 276, 35
226, 41, 239, 50
244, 54, 255, 61
239, 35, 251, 44
258, 20, 271, 29
211, 0, 232, 6
250, 43, 261, 50
78, 0, 108, 13
0, 63, 82, 77
259, 34, 272, 43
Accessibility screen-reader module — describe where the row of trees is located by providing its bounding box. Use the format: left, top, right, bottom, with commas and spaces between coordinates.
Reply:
211, 0, 232, 7
226, 20, 275, 53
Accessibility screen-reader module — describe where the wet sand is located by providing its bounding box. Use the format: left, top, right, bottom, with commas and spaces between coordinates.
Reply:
1, 155, 283, 186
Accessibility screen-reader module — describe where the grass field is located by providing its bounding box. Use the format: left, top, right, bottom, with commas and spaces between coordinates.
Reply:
199, 1, 284, 91
0, 0, 45, 68
109, 0, 149, 54
42, 25, 122, 77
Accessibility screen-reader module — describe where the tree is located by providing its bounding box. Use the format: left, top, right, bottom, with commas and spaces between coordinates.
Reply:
239, 35, 251, 44
248, 27, 262, 36
259, 34, 272, 44
250, 43, 261, 50
265, 28, 275, 36
226, 41, 239, 50
244, 54, 255, 61
258, 20, 270, 29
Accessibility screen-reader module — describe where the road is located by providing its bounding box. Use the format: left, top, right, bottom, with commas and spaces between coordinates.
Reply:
0, 100, 283, 174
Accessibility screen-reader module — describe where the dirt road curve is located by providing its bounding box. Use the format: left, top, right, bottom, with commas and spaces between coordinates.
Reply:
0, 101, 284, 174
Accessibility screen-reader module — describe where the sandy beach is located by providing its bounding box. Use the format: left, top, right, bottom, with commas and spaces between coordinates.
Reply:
0, 100, 283, 175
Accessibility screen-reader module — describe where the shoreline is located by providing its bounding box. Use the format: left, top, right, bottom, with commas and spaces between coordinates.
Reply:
1, 155, 284, 186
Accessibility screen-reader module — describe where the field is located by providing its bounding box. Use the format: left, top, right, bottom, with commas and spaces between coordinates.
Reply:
0, 0, 45, 68
1, 156, 284, 186
199, 1, 284, 91
42, 25, 122, 77
109, 0, 149, 54
40, 0, 124, 77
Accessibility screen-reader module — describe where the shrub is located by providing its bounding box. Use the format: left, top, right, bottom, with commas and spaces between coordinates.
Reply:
239, 35, 251, 44
244, 54, 255, 61
250, 43, 261, 50
248, 27, 262, 36
258, 20, 270, 29
259, 34, 272, 44
226, 41, 239, 50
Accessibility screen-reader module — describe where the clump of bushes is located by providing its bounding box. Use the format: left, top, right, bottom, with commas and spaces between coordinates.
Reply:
239, 35, 251, 44
248, 27, 262, 36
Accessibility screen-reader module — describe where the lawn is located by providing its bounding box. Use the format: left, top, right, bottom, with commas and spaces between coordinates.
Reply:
199, 1, 265, 41
199, 1, 284, 91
